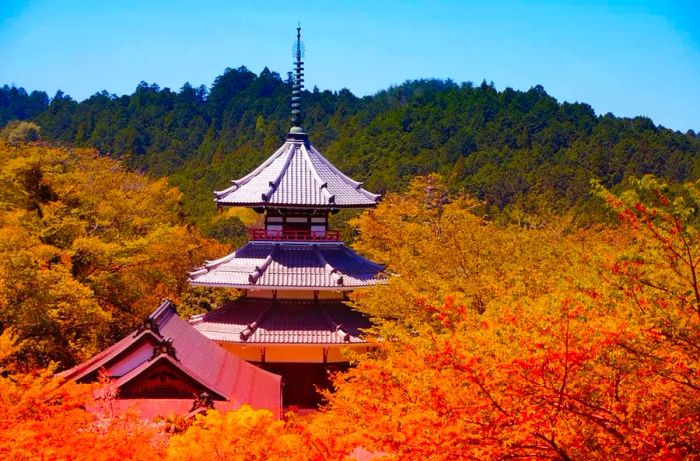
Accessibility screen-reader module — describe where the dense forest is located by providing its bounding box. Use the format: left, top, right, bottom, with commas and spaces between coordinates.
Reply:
3, 68, 700, 234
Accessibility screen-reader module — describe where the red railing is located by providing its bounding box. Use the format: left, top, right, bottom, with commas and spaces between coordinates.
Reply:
247, 228, 341, 242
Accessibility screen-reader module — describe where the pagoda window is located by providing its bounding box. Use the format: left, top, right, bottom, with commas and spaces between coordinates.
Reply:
310, 217, 327, 237
265, 216, 283, 236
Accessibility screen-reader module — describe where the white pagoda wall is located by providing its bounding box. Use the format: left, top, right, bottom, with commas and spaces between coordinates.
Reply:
245, 289, 346, 300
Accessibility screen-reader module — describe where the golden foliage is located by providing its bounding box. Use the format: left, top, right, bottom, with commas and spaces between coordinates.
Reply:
3, 159, 699, 460
0, 141, 228, 368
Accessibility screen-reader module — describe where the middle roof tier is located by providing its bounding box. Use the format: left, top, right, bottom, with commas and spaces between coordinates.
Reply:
189, 242, 385, 290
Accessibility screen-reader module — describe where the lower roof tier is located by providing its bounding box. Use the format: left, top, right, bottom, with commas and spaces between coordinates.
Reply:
189, 297, 372, 345
188, 242, 385, 290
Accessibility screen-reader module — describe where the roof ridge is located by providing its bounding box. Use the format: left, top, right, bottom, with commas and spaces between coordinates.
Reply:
314, 244, 344, 286
261, 145, 296, 202
239, 300, 274, 341
189, 243, 248, 279
319, 304, 351, 343
248, 244, 278, 284
150, 299, 175, 323
300, 143, 335, 205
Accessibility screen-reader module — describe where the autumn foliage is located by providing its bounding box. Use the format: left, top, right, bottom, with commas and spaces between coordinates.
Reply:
314, 175, 700, 460
1, 163, 699, 459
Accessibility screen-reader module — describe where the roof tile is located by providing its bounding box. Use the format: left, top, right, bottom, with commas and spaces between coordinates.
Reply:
214, 140, 380, 208
62, 300, 282, 418
189, 243, 385, 289
192, 298, 371, 345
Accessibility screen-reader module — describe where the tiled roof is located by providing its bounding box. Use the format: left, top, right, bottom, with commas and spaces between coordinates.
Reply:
61, 300, 282, 418
214, 139, 380, 208
189, 242, 385, 289
190, 298, 372, 345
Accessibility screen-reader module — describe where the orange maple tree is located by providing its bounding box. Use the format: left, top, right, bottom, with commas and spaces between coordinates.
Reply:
309, 175, 700, 460
0, 335, 165, 461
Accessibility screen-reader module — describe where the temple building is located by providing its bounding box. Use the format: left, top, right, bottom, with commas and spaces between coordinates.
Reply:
63, 27, 383, 414
188, 26, 385, 407
61, 300, 282, 418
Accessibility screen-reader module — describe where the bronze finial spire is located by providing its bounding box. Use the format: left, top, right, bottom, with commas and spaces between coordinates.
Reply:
290, 24, 305, 135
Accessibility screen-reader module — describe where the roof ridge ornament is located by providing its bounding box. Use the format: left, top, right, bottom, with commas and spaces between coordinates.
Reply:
248, 244, 279, 284
289, 24, 307, 138
319, 305, 351, 342
314, 244, 345, 286
151, 337, 179, 362
134, 316, 162, 338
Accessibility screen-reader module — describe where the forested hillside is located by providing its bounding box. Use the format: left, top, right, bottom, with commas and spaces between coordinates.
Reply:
3, 68, 699, 233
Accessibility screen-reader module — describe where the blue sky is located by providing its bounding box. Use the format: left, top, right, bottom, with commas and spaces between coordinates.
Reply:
1, 0, 699, 131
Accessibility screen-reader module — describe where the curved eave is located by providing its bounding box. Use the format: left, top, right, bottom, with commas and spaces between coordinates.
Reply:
210, 339, 369, 346
188, 281, 382, 291
188, 242, 386, 290
214, 201, 380, 209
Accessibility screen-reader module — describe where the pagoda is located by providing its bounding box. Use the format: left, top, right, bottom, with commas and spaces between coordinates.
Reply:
188, 26, 385, 407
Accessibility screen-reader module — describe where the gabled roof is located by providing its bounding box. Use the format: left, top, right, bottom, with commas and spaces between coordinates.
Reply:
214, 138, 380, 208
114, 353, 228, 401
61, 300, 282, 418
189, 242, 385, 290
190, 298, 372, 345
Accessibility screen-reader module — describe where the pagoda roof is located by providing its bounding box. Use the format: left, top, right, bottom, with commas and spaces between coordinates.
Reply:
60, 300, 282, 417
190, 298, 372, 345
189, 242, 385, 290
214, 138, 380, 208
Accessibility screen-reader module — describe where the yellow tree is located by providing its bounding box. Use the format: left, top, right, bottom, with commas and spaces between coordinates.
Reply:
0, 141, 227, 368
349, 174, 604, 329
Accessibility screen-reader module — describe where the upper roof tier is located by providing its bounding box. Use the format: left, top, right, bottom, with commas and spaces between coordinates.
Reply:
214, 135, 381, 209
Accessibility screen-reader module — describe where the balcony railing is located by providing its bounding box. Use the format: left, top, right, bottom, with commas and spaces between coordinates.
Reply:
247, 228, 341, 242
